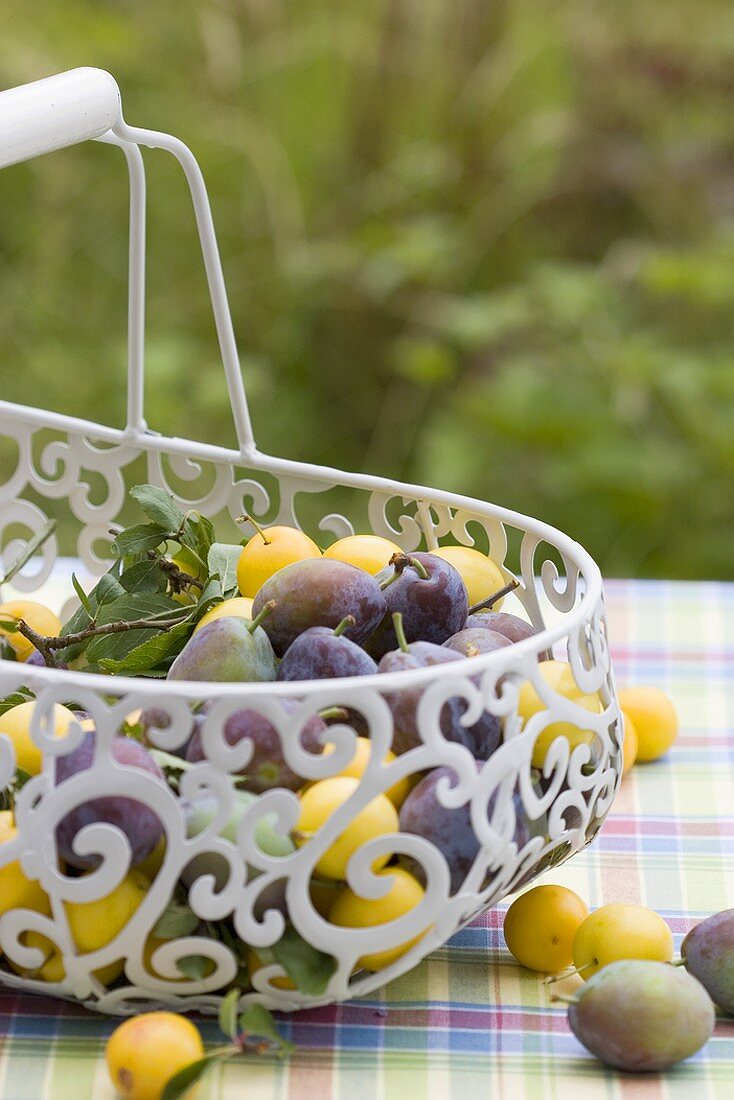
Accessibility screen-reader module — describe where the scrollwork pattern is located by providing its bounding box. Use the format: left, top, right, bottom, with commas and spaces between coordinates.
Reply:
0, 412, 620, 1014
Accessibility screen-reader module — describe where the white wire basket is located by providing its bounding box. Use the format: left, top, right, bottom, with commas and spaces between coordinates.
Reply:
0, 69, 622, 1017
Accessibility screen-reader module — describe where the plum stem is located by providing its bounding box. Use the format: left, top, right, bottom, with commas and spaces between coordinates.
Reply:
389, 552, 429, 580
379, 571, 400, 591
549, 992, 580, 1005
468, 578, 520, 615
392, 612, 410, 653
247, 601, 276, 634
333, 616, 356, 638
235, 513, 271, 545
544, 960, 596, 984
671, 957, 687, 967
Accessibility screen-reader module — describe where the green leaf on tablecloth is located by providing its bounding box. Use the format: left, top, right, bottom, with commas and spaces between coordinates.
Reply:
161, 1053, 229, 1100
130, 484, 184, 532
208, 543, 242, 597
270, 926, 337, 995
238, 1003, 294, 1055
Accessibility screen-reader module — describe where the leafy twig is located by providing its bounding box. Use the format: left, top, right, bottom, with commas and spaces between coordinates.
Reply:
13, 620, 59, 668
15, 612, 191, 663
161, 989, 292, 1100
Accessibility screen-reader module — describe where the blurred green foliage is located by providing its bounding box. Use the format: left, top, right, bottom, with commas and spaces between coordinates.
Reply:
1, 0, 733, 577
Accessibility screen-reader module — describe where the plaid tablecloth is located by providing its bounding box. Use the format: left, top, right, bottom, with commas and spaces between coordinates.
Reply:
0, 578, 732, 1099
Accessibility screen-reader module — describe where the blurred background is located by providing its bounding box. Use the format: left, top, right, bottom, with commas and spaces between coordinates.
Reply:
1, 0, 733, 579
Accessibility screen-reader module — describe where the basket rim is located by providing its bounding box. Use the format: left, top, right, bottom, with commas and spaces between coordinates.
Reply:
0, 407, 605, 699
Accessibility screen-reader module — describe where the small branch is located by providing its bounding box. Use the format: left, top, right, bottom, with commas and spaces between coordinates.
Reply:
154, 554, 204, 592
13, 620, 59, 669
468, 578, 520, 615
16, 614, 187, 655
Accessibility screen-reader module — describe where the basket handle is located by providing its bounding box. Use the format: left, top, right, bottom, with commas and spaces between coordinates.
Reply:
0, 68, 121, 169
0, 68, 256, 455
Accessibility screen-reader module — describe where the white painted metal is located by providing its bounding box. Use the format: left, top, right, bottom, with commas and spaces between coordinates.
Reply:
97, 133, 147, 437
0, 69, 622, 1017
0, 68, 121, 170
109, 119, 256, 454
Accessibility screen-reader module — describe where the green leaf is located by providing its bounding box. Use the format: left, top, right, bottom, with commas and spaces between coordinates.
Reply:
161, 1053, 228, 1100
174, 955, 210, 980
0, 690, 34, 717
95, 572, 127, 607
0, 638, 17, 661
94, 592, 180, 625
59, 570, 126, 656
112, 523, 168, 558
120, 558, 167, 594
238, 1003, 294, 1055
208, 543, 242, 596
59, 603, 91, 641
130, 484, 184, 532
97, 618, 193, 674
194, 576, 223, 619
270, 927, 337, 995
71, 573, 94, 618
179, 513, 216, 567
0, 519, 57, 586
148, 748, 195, 772
218, 986, 241, 1041
85, 593, 181, 663
64, 572, 125, 647
152, 900, 200, 940
122, 717, 145, 741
